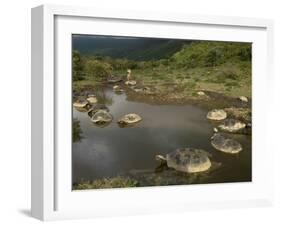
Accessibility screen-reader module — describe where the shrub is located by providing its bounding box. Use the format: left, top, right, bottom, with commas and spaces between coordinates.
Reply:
186, 53, 200, 68
158, 59, 169, 66
84, 60, 112, 79
204, 48, 224, 67
239, 46, 252, 61
218, 64, 240, 80
108, 58, 138, 70
193, 77, 200, 82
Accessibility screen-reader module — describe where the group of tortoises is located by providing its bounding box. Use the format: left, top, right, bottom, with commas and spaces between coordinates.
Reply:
73, 92, 142, 127
74, 82, 250, 176
155, 107, 250, 174
207, 108, 249, 154
74, 71, 145, 127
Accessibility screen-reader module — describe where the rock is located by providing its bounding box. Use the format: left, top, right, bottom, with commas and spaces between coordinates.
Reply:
113, 85, 124, 93
211, 133, 242, 154
239, 96, 248, 102
132, 86, 143, 93
91, 110, 113, 125
125, 80, 137, 86
218, 119, 246, 133
207, 109, 227, 121
118, 113, 142, 125
87, 96, 98, 104
132, 86, 155, 95
197, 91, 206, 96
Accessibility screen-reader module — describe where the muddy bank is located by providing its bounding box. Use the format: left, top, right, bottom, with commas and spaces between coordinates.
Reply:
125, 87, 251, 109
120, 82, 251, 123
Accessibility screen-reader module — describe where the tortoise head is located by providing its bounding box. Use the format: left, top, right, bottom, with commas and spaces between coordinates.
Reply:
155, 154, 166, 162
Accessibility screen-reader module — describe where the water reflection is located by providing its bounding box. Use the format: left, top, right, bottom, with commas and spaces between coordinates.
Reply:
72, 118, 83, 142
95, 88, 113, 105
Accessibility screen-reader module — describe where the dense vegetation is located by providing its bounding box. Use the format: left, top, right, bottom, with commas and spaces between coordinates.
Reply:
73, 40, 251, 97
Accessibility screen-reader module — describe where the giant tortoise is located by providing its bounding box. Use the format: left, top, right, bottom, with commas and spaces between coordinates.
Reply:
211, 133, 242, 154
155, 148, 212, 173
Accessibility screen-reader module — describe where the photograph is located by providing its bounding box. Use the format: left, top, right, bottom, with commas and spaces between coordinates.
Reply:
71, 34, 252, 190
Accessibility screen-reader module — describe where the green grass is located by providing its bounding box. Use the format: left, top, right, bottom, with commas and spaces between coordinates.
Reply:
72, 76, 103, 92
73, 62, 251, 99
74, 177, 138, 189
113, 61, 251, 97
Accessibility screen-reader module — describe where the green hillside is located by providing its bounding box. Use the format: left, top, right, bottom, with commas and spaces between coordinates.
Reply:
73, 35, 187, 61
171, 41, 251, 67
73, 40, 252, 98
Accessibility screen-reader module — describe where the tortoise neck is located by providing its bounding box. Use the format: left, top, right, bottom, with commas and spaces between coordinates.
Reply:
156, 155, 166, 162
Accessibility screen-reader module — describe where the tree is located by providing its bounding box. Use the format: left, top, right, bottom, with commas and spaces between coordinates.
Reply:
205, 48, 224, 67
72, 51, 85, 81
238, 46, 252, 61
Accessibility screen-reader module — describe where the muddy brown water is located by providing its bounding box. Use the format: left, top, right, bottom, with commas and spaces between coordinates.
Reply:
72, 87, 251, 187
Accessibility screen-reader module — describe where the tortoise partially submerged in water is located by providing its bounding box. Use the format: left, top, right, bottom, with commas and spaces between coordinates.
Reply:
86, 95, 98, 104
155, 148, 212, 173
224, 107, 251, 122
207, 109, 227, 121
211, 133, 242, 154
90, 110, 113, 125
88, 104, 109, 118
218, 119, 246, 133
73, 99, 90, 111
118, 113, 142, 125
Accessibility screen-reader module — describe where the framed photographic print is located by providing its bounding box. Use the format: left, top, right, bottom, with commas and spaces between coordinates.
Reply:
31, 4, 274, 221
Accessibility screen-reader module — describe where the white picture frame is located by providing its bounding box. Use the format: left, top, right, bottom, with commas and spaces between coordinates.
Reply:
31, 4, 274, 221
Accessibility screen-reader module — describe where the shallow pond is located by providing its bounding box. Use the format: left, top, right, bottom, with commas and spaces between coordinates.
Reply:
72, 87, 251, 187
